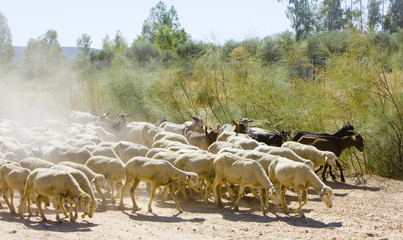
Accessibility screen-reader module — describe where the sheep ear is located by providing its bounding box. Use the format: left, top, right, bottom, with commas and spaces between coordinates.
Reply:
320, 187, 330, 197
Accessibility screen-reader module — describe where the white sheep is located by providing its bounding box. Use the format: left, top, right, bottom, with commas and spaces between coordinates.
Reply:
145, 148, 171, 158
69, 110, 109, 125
173, 153, 216, 202
112, 141, 149, 163
91, 146, 120, 159
152, 151, 183, 163
85, 156, 126, 203
126, 122, 164, 148
19, 168, 91, 223
216, 132, 250, 142
0, 164, 31, 214
34, 145, 93, 165
227, 136, 264, 150
158, 121, 189, 135
281, 141, 337, 169
67, 138, 97, 148
212, 153, 283, 214
241, 151, 281, 175
254, 145, 314, 170
58, 161, 107, 203
207, 141, 243, 154
19, 157, 55, 170
153, 131, 189, 145
118, 157, 201, 213
51, 165, 98, 218
268, 157, 334, 218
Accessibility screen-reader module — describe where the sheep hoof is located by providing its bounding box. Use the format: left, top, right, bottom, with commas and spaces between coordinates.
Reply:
118, 204, 123, 209
300, 213, 305, 218
148, 208, 153, 213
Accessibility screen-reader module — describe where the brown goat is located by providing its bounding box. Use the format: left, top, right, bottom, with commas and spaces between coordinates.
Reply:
297, 130, 364, 182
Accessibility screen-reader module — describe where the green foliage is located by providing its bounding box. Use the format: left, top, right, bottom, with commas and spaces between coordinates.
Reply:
0, 12, 14, 69
383, 0, 403, 33
75, 33, 92, 68
176, 40, 205, 60
318, 0, 345, 31
127, 37, 160, 64
306, 31, 351, 59
367, 0, 382, 31
285, 0, 315, 41
141, 1, 188, 51
20, 29, 67, 79
257, 36, 282, 65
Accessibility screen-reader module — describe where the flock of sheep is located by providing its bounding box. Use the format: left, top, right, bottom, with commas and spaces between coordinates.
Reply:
0, 111, 364, 223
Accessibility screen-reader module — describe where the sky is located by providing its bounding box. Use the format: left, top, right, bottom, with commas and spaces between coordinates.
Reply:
2, 0, 292, 49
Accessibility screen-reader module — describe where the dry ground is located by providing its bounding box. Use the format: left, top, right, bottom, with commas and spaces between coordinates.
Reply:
0, 174, 402, 240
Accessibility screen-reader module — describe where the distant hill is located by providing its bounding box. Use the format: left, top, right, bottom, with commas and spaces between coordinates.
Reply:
12, 46, 98, 64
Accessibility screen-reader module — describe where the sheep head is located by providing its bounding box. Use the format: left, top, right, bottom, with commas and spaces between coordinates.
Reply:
325, 152, 338, 167
74, 193, 91, 218
268, 186, 283, 209
319, 186, 334, 208
185, 173, 201, 193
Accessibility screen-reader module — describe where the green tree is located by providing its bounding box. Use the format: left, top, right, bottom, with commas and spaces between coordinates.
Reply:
21, 29, 66, 79
319, 0, 345, 31
127, 36, 160, 64
0, 12, 15, 68
383, 0, 403, 33
283, 0, 315, 41
141, 1, 188, 51
367, 0, 382, 31
257, 36, 282, 65
76, 33, 92, 67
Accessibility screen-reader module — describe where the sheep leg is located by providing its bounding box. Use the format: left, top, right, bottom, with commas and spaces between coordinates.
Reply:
315, 166, 323, 174
257, 188, 267, 214
95, 183, 106, 204
36, 195, 47, 221
175, 182, 189, 201
53, 197, 62, 223
327, 165, 337, 181
204, 180, 212, 203
148, 184, 158, 213
118, 179, 131, 209
168, 184, 183, 213
110, 180, 116, 203
212, 176, 223, 206
59, 199, 69, 218
293, 188, 305, 218
250, 188, 260, 201
129, 179, 141, 210
335, 160, 345, 182
234, 185, 245, 212
70, 200, 78, 223
321, 164, 329, 182
10, 188, 15, 212
2, 185, 16, 214
280, 187, 289, 214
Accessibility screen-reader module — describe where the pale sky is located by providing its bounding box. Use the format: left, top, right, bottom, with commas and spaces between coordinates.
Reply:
2, 0, 291, 49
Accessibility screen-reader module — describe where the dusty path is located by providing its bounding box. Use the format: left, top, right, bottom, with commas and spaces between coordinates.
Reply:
0, 174, 402, 240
